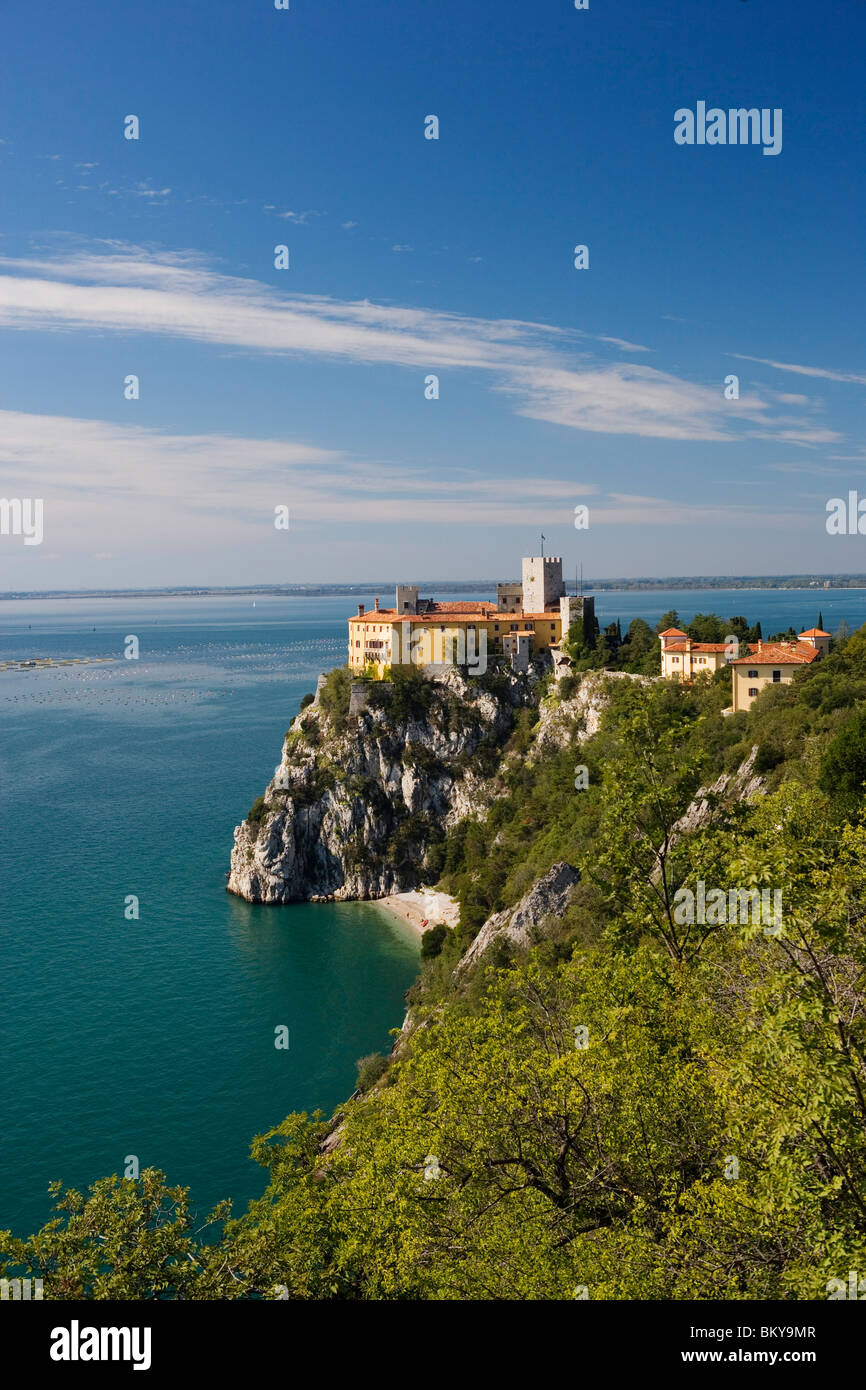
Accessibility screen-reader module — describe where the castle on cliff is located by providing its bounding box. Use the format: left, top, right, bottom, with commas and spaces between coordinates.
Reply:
348, 555, 594, 677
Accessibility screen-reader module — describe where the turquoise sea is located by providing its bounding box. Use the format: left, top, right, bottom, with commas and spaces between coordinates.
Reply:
2, 586, 865, 1239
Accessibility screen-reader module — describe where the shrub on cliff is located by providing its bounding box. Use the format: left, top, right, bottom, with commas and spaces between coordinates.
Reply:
370, 665, 434, 722
355, 1052, 389, 1093
318, 666, 352, 732
420, 923, 449, 959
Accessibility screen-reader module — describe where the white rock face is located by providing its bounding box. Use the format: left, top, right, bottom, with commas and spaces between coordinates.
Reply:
227, 667, 539, 904
531, 669, 651, 758
669, 745, 764, 840
457, 862, 580, 972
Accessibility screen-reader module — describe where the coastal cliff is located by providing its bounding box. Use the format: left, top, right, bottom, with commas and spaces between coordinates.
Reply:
227, 664, 542, 904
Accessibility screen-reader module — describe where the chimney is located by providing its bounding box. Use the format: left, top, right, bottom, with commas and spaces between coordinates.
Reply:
374, 596, 380, 611
357, 603, 365, 617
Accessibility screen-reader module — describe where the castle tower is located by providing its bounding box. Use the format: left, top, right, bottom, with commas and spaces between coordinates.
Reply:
395, 584, 418, 615
522, 555, 564, 614
560, 594, 595, 640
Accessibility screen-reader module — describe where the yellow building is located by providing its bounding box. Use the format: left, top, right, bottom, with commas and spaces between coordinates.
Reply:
730, 629, 829, 712
347, 556, 592, 677
659, 627, 731, 679
348, 597, 562, 677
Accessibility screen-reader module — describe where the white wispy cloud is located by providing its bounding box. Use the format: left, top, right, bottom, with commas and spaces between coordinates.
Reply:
498, 364, 739, 442
134, 183, 172, 199
728, 352, 866, 387
596, 335, 652, 353
0, 242, 846, 445
0, 409, 598, 540
767, 461, 848, 476
0, 408, 821, 580
592, 493, 812, 530
277, 210, 321, 223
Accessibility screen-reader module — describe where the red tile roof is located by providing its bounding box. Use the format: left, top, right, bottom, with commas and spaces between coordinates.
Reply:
659, 627, 687, 637
799, 628, 831, 638
731, 642, 821, 666
663, 641, 739, 654
426, 600, 498, 614
349, 607, 560, 624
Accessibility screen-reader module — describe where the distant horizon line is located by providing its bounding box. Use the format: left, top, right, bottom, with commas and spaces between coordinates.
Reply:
3, 574, 866, 602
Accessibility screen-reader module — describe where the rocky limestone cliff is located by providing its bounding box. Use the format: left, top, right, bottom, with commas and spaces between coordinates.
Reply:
456, 861, 581, 973
227, 665, 542, 904
531, 669, 651, 758
670, 745, 764, 840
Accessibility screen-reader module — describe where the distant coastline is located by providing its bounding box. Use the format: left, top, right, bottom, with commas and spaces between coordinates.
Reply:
3, 575, 866, 602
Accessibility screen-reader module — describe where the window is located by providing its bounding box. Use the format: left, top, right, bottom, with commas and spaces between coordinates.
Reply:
772, 670, 781, 683
748, 687, 759, 697
510, 624, 518, 632
550, 622, 556, 630
494, 623, 499, 631
672, 656, 679, 664
698, 657, 706, 664
747, 669, 758, 678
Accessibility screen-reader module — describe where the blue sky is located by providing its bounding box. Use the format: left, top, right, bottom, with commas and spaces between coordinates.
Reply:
1, 0, 864, 588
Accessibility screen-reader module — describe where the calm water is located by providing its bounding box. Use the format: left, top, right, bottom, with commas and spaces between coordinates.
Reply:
0, 594, 423, 1238
2, 586, 864, 1238
593, 587, 864, 636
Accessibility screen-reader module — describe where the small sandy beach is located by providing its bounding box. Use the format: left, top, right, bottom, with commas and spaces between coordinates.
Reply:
374, 888, 461, 936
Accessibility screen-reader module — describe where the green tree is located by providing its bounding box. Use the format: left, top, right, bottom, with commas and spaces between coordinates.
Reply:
592, 685, 727, 960
819, 708, 866, 813
687, 612, 727, 643
0, 1171, 236, 1300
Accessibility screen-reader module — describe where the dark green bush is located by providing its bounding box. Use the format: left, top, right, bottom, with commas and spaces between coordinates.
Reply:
355, 1052, 390, 1093
318, 666, 352, 732
754, 741, 785, 775
420, 923, 449, 959
819, 708, 866, 814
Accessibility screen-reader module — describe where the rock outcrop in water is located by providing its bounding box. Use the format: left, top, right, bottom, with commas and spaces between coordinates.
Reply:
227, 665, 542, 904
